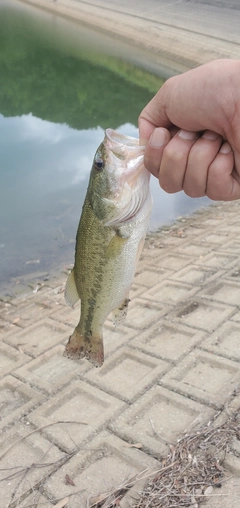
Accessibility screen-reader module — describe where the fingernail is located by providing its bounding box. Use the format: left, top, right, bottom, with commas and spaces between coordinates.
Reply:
178, 130, 196, 140
220, 142, 232, 154
150, 128, 167, 147
202, 130, 218, 140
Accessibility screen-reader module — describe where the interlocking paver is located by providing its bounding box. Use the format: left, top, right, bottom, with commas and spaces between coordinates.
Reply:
0, 300, 56, 329
134, 267, 174, 287
128, 281, 149, 299
141, 279, 199, 305
217, 238, 240, 253
170, 264, 223, 286
0, 422, 65, 507
3, 318, 72, 358
44, 430, 159, 508
210, 391, 240, 426
124, 297, 169, 329
161, 350, 240, 408
28, 380, 126, 453
101, 323, 138, 357
0, 320, 19, 336
201, 477, 240, 508
230, 309, 240, 323
200, 321, 240, 362
130, 320, 204, 362
223, 454, 240, 476
16, 493, 54, 508
49, 303, 81, 327
195, 231, 234, 245
0, 375, 44, 431
109, 385, 214, 456
167, 298, 236, 332
13, 344, 89, 394
224, 265, 240, 282
194, 251, 238, 269
149, 252, 194, 271
198, 279, 240, 306
174, 240, 212, 258
84, 346, 170, 402
0, 341, 31, 378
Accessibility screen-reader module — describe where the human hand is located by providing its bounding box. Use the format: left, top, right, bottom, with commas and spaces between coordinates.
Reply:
139, 59, 240, 200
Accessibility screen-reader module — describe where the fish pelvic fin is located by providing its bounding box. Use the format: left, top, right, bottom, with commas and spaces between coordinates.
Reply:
64, 268, 79, 308
112, 297, 130, 326
64, 327, 104, 367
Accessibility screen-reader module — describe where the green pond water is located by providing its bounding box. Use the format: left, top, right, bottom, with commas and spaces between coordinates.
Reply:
0, 0, 209, 298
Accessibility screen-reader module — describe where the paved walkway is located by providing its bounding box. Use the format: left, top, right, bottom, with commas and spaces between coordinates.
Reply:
21, 0, 240, 74
1, 201, 240, 507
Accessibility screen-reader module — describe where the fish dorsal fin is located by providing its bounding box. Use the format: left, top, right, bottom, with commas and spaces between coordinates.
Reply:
64, 268, 79, 308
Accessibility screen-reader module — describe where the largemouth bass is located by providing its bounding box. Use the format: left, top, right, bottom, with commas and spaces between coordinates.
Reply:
64, 129, 152, 366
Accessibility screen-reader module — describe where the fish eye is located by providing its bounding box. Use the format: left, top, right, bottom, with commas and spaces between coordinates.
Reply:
94, 158, 104, 171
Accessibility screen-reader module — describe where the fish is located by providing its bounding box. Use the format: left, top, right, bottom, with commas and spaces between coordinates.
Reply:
64, 128, 152, 367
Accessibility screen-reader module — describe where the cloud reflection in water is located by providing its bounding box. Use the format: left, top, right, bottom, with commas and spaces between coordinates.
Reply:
0, 114, 209, 290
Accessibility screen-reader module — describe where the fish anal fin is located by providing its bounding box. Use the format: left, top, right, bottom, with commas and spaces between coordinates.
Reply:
64, 268, 79, 308
64, 328, 104, 367
112, 297, 130, 326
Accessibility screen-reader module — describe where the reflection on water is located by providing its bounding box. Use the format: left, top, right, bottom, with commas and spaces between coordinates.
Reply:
0, 0, 209, 297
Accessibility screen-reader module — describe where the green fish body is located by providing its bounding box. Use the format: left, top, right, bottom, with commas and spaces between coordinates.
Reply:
64, 129, 152, 366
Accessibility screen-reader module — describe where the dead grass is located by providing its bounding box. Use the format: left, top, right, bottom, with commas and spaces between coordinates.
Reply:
1, 411, 240, 507
90, 410, 240, 508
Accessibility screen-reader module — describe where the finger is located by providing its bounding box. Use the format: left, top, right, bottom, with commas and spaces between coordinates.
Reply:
144, 127, 171, 178
138, 86, 172, 145
206, 142, 240, 200
139, 117, 157, 146
159, 129, 198, 193
183, 131, 222, 197
139, 61, 237, 141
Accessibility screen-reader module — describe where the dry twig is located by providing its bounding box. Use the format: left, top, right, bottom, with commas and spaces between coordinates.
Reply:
134, 412, 240, 508
89, 411, 240, 508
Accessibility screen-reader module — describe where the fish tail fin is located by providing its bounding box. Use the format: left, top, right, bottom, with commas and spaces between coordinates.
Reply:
64, 327, 104, 367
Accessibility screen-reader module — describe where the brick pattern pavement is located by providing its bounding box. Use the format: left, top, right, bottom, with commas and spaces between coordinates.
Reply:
1, 201, 240, 507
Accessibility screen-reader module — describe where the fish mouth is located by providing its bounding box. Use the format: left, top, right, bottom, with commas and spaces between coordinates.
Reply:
105, 128, 145, 153
104, 129, 146, 176
100, 129, 151, 227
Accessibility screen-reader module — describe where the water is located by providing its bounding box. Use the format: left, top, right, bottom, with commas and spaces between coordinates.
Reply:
0, 0, 209, 297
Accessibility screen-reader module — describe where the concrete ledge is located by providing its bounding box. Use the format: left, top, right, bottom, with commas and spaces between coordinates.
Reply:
18, 0, 240, 75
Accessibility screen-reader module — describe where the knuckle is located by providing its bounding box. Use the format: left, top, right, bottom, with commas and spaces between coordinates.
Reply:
144, 156, 160, 179
159, 177, 181, 194
206, 188, 221, 200
164, 145, 186, 164
184, 188, 204, 198
206, 177, 220, 200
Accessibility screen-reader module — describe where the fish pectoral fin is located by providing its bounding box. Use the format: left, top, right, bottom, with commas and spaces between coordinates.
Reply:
64, 268, 80, 308
106, 231, 128, 258
112, 297, 130, 325
115, 227, 130, 239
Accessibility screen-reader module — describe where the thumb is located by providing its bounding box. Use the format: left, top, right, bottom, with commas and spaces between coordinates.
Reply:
139, 85, 171, 145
